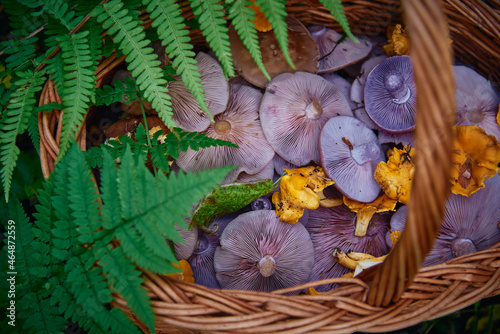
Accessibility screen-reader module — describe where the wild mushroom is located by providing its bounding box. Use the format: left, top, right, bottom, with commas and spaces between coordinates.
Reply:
386, 205, 407, 247
187, 212, 240, 288
451, 125, 500, 196
319, 116, 384, 203
364, 55, 417, 133
214, 210, 314, 292
350, 55, 387, 105
166, 260, 195, 283
383, 24, 410, 56
176, 83, 275, 183
343, 194, 398, 237
168, 52, 229, 132
454, 66, 500, 142
260, 71, 352, 166
374, 145, 416, 204
307, 25, 372, 74
236, 159, 275, 183
272, 166, 335, 224
306, 205, 390, 292
229, 16, 319, 88
251, 196, 272, 211
377, 129, 414, 146
321, 73, 358, 111
171, 223, 199, 261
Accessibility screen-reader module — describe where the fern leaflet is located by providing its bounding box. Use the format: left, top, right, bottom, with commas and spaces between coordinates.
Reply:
319, 0, 357, 42
92, 0, 174, 127
57, 31, 97, 162
227, 0, 270, 81
27, 113, 41, 156
144, 0, 211, 120
45, 51, 66, 91
95, 76, 138, 106
189, 0, 235, 79
0, 70, 45, 202
255, 0, 295, 69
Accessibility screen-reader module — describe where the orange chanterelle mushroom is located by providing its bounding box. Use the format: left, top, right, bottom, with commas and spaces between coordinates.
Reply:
374, 145, 415, 205
272, 166, 335, 224
451, 125, 500, 196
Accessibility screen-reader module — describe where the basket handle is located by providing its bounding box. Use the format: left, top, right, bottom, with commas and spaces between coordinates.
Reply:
364, 0, 456, 306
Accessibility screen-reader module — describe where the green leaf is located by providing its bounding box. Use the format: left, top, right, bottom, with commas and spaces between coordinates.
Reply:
57, 31, 98, 162
227, 0, 270, 81
319, 0, 358, 42
95, 76, 138, 106
0, 70, 45, 202
93, 0, 174, 127
143, 0, 212, 120
189, 0, 235, 79
255, 0, 295, 69
190, 178, 275, 228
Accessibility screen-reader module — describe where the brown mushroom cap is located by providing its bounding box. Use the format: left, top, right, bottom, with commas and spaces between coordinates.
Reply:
308, 25, 372, 74
229, 16, 319, 88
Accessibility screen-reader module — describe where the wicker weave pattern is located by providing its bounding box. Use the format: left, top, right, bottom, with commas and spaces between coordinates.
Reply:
38, 0, 500, 332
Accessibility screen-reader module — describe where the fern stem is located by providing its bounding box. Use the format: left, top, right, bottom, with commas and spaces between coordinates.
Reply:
34, 0, 111, 73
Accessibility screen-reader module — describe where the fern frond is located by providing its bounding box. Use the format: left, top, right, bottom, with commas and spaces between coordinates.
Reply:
143, 0, 211, 118
0, 37, 38, 71
7, 199, 67, 334
95, 76, 138, 106
57, 31, 97, 162
189, 0, 235, 79
45, 51, 66, 91
3, 0, 45, 37
27, 113, 41, 155
0, 70, 45, 202
85, 17, 105, 82
319, 0, 357, 42
255, 0, 295, 69
227, 0, 270, 81
92, 0, 174, 127
99, 245, 153, 333
163, 128, 238, 160
39, 0, 80, 31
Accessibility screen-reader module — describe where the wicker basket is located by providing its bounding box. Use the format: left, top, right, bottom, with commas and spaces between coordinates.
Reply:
38, 0, 500, 333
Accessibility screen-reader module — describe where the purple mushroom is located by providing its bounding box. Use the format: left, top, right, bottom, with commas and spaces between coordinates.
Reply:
350, 55, 387, 105
364, 55, 417, 133
236, 159, 275, 183
176, 83, 275, 183
214, 210, 314, 293
307, 25, 372, 74
386, 205, 407, 247
306, 205, 390, 292
424, 174, 500, 266
260, 71, 352, 166
321, 73, 358, 111
378, 129, 414, 146
250, 196, 273, 211
454, 65, 500, 142
188, 212, 240, 288
171, 223, 199, 261
319, 116, 384, 203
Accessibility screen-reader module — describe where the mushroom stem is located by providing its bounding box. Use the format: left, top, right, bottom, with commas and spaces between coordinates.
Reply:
384, 69, 411, 104
214, 120, 232, 135
258, 255, 276, 277
451, 238, 477, 257
354, 209, 376, 237
304, 98, 323, 119
351, 141, 381, 165
467, 109, 485, 124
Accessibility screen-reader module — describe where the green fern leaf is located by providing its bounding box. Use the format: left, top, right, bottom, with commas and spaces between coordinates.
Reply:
57, 31, 97, 162
0, 70, 45, 202
255, 0, 295, 69
45, 51, 66, 91
39, 0, 79, 31
99, 245, 153, 333
0, 37, 38, 71
143, 0, 211, 118
227, 0, 270, 81
27, 113, 41, 155
92, 0, 175, 127
100, 149, 122, 230
95, 76, 138, 106
319, 0, 358, 42
7, 199, 67, 334
189, 0, 235, 79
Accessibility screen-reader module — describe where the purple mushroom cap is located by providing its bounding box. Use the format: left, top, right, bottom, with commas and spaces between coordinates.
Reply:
260, 71, 353, 166
386, 205, 408, 247
236, 158, 275, 183
172, 224, 199, 260
214, 210, 314, 293
188, 212, 241, 288
364, 55, 417, 133
169, 52, 229, 132
176, 83, 275, 183
321, 73, 357, 111
424, 174, 500, 266
308, 25, 372, 74
306, 205, 391, 292
251, 196, 273, 211
378, 129, 414, 146
350, 55, 387, 105
454, 66, 500, 142
320, 116, 384, 203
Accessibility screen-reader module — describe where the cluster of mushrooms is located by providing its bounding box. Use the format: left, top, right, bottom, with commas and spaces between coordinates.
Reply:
103, 19, 500, 294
